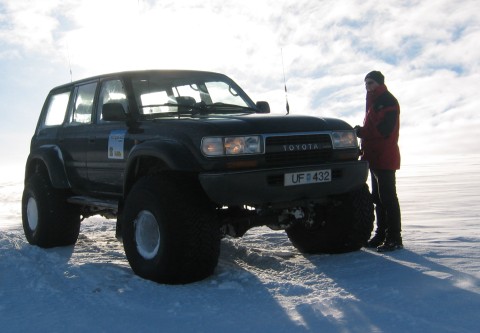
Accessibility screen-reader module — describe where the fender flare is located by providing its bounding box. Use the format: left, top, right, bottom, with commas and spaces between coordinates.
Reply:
25, 145, 71, 189
124, 140, 201, 195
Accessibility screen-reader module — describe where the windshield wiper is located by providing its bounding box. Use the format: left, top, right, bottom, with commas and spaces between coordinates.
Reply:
140, 103, 204, 118
201, 102, 257, 113
140, 102, 257, 118
141, 103, 201, 111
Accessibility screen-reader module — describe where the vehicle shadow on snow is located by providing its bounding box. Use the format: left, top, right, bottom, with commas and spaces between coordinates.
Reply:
297, 248, 480, 332
11, 223, 479, 332
8, 229, 311, 332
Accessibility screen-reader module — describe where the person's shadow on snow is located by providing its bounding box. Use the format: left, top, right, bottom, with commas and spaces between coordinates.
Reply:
298, 247, 480, 333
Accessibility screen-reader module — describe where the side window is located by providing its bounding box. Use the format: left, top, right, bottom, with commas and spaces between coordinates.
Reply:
70, 82, 97, 124
44, 91, 71, 126
97, 80, 127, 122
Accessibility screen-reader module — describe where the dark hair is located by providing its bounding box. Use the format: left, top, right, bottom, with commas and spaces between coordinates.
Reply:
365, 71, 385, 85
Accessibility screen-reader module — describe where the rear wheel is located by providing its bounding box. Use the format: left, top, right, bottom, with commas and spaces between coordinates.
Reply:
286, 184, 374, 254
122, 175, 220, 284
22, 172, 81, 248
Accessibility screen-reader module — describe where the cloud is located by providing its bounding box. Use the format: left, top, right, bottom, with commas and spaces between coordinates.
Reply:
0, 0, 65, 54
0, 0, 479, 165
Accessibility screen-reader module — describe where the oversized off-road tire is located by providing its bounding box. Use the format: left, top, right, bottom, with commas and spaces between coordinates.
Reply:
22, 172, 81, 248
122, 175, 220, 284
286, 184, 374, 254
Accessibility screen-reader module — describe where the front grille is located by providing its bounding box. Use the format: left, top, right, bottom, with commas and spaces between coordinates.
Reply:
265, 134, 333, 166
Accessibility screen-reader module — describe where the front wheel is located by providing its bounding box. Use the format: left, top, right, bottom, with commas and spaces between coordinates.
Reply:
286, 184, 374, 254
122, 175, 220, 284
22, 172, 80, 248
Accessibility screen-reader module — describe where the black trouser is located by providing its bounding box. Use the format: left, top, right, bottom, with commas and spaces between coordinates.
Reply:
370, 169, 402, 242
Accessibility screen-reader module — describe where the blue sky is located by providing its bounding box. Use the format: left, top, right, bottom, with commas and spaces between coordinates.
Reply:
1, 0, 479, 177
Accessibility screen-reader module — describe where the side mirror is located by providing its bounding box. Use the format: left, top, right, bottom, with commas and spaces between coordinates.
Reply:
255, 101, 270, 114
102, 103, 127, 121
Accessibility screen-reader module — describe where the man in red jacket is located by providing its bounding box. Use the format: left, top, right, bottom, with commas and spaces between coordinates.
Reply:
355, 71, 402, 252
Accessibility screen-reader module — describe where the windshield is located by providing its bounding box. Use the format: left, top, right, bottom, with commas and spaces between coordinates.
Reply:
131, 73, 256, 118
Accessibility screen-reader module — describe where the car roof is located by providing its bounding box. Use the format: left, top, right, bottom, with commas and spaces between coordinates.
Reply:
51, 69, 228, 91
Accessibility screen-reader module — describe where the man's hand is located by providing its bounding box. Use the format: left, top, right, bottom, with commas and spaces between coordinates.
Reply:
354, 125, 363, 138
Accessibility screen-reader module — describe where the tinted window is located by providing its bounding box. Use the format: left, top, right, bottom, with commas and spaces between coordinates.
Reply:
97, 80, 127, 122
70, 82, 97, 124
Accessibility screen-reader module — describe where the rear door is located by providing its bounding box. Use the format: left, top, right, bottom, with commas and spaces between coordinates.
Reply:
58, 81, 98, 192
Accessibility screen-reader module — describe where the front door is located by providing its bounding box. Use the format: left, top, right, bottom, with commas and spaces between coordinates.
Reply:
87, 79, 133, 197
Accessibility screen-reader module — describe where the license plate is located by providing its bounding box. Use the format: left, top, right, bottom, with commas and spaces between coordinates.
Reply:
284, 169, 332, 186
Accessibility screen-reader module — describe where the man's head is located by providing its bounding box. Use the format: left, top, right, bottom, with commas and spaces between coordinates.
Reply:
364, 70, 384, 92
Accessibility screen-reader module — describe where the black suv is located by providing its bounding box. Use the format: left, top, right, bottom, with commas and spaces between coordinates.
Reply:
22, 70, 373, 284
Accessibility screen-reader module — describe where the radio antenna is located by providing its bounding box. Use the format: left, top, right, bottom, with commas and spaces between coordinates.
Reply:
66, 42, 73, 82
281, 48, 290, 115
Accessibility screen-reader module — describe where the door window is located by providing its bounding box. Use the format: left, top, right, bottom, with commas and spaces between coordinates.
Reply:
97, 80, 127, 122
70, 82, 97, 124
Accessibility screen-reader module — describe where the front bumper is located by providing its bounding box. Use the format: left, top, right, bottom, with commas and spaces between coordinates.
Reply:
199, 160, 369, 206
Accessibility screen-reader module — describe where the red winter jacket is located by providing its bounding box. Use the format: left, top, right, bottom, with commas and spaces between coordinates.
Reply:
357, 84, 400, 170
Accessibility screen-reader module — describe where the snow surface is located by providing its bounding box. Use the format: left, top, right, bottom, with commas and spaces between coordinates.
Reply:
1, 155, 479, 333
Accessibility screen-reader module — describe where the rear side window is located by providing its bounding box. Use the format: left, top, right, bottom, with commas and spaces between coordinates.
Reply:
44, 91, 71, 126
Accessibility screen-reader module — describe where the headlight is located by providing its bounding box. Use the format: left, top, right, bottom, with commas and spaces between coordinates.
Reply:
201, 137, 224, 156
202, 136, 262, 156
331, 131, 358, 149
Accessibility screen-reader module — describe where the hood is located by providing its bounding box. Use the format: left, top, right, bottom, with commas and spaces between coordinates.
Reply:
162, 113, 354, 136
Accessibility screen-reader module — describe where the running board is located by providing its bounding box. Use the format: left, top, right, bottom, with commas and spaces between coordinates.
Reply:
67, 196, 118, 210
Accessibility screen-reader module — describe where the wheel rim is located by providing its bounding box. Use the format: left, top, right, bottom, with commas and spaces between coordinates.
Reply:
26, 197, 39, 231
134, 210, 161, 260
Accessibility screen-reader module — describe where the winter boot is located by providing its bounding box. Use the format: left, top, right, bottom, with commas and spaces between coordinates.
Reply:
377, 238, 403, 252
366, 234, 385, 248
